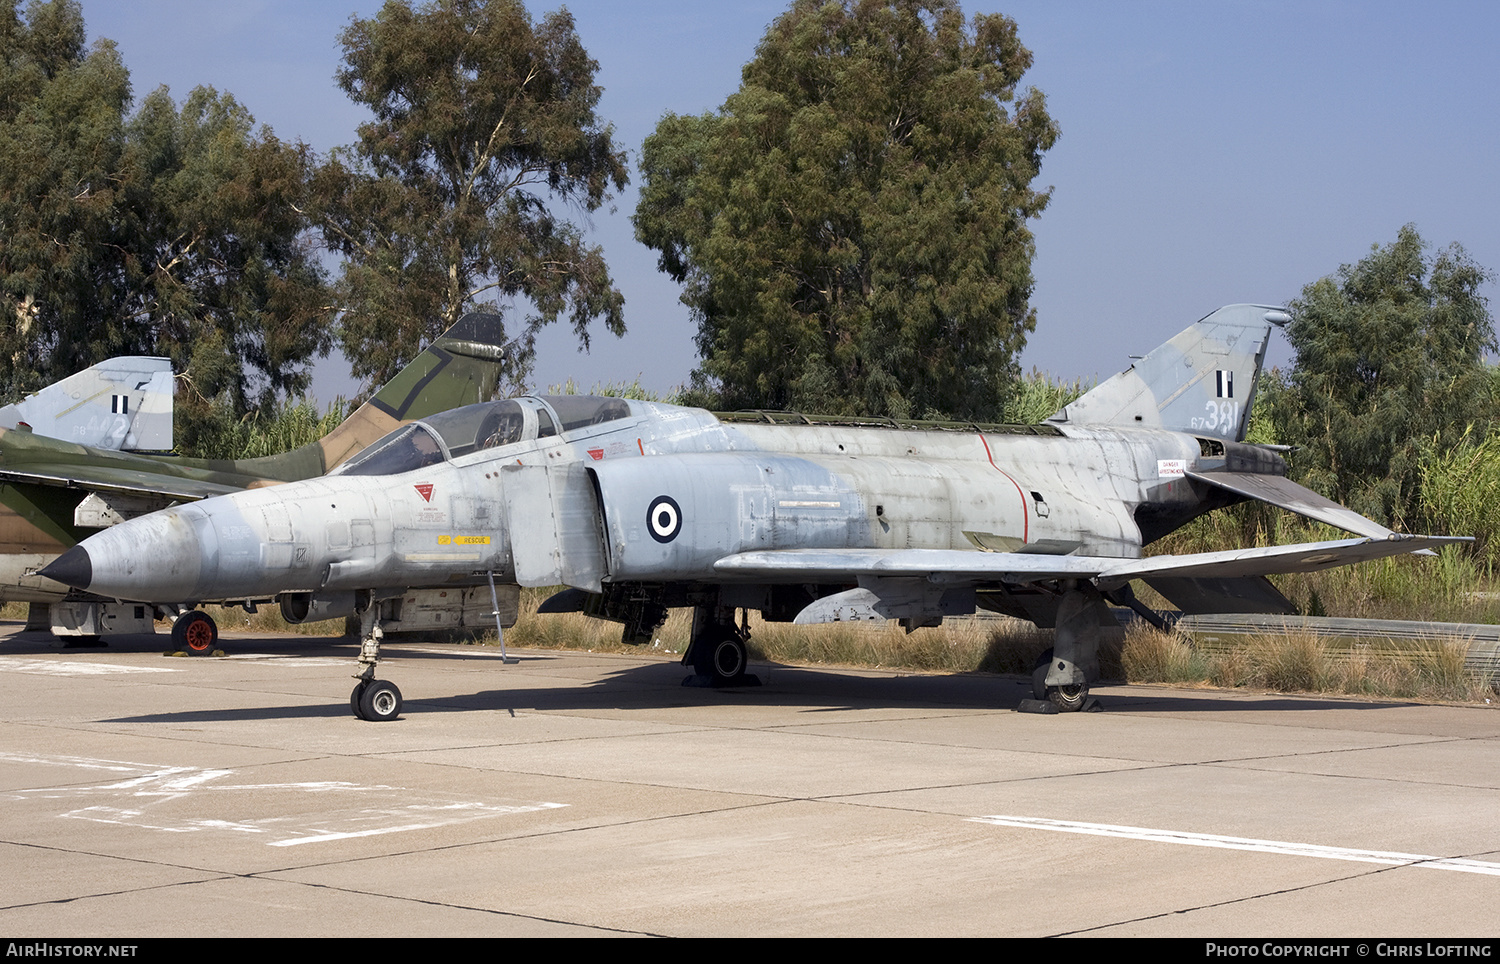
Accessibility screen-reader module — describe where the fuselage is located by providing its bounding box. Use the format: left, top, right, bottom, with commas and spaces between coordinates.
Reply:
53, 395, 1256, 607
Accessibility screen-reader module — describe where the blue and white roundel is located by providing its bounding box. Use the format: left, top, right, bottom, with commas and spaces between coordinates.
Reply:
647, 495, 681, 543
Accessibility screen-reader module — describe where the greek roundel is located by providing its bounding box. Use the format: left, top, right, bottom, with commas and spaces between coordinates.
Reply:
647, 495, 681, 543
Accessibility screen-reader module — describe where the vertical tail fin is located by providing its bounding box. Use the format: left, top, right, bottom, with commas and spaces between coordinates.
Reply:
1046, 304, 1287, 441
316, 313, 509, 470
0, 357, 175, 452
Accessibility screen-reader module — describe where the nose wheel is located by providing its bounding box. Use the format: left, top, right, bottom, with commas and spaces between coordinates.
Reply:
171, 610, 219, 656
351, 678, 403, 722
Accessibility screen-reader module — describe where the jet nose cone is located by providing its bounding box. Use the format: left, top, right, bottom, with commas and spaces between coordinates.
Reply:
39, 545, 92, 590
55, 507, 212, 602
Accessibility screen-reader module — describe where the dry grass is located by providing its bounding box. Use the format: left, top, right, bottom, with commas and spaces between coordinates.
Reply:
204, 602, 348, 637
498, 588, 1055, 675
1119, 623, 1211, 685
1120, 623, 1492, 703
479, 589, 1499, 703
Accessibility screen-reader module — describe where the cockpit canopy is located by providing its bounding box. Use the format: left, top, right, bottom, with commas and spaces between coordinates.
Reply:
332, 395, 636, 477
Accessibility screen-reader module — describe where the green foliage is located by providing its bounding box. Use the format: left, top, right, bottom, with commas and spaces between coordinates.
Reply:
544, 377, 683, 404
1004, 368, 1088, 424
238, 396, 347, 459
634, 0, 1058, 421
0, 1, 332, 438
1421, 426, 1500, 563
316, 0, 628, 392
1272, 225, 1496, 528
180, 395, 348, 461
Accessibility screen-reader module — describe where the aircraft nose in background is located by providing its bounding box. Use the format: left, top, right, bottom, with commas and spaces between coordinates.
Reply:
39, 545, 92, 591
40, 508, 211, 602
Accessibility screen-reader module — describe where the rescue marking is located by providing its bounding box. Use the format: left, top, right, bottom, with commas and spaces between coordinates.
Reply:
970, 815, 1500, 876
0, 657, 175, 677
437, 535, 491, 545
648, 495, 682, 543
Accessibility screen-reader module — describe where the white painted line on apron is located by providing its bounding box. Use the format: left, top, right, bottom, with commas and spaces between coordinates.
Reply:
970, 815, 1500, 876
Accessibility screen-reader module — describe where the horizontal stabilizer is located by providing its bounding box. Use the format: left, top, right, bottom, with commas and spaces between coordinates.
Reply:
0, 465, 241, 502
1189, 471, 1393, 540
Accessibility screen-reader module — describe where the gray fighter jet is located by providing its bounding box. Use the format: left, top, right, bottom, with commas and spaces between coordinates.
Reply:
43, 305, 1463, 720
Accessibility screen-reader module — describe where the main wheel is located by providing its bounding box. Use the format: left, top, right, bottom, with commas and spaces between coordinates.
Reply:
1033, 647, 1088, 711
1046, 682, 1089, 712
172, 610, 218, 655
693, 632, 747, 685
356, 679, 403, 722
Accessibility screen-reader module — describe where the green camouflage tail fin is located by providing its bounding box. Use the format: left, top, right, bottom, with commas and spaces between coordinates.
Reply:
317, 313, 509, 470
1046, 304, 1287, 441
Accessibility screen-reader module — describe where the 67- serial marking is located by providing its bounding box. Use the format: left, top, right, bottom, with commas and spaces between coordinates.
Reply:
1191, 400, 1239, 432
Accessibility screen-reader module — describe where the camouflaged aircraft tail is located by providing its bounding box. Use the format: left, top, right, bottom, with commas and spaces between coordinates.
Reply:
315, 313, 509, 471
1046, 304, 1287, 442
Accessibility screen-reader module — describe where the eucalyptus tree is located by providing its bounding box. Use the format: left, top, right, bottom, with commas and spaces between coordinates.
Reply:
635, 0, 1058, 419
316, 0, 628, 391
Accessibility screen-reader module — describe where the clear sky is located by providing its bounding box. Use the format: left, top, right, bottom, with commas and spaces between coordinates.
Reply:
84, 0, 1500, 403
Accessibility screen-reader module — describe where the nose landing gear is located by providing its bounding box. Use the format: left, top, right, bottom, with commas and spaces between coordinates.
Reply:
350, 608, 403, 722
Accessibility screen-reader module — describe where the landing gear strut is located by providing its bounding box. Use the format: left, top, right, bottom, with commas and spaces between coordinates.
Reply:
683, 605, 759, 687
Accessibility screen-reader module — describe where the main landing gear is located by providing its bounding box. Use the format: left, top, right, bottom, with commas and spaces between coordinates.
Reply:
683, 605, 760, 688
1020, 585, 1103, 714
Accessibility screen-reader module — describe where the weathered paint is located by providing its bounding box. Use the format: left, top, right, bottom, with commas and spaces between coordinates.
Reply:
52, 306, 1463, 639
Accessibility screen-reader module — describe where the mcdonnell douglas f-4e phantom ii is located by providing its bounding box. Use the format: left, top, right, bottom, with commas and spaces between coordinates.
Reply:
44, 305, 1464, 719
5, 314, 509, 644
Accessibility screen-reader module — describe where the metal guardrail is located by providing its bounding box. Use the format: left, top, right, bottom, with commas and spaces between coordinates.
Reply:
1175, 614, 1500, 679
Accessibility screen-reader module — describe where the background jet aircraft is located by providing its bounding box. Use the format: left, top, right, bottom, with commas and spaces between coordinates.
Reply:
5, 313, 508, 644
46, 305, 1465, 720
0, 356, 174, 452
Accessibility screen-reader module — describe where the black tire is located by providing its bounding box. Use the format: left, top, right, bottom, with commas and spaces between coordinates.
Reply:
693, 631, 747, 685
1031, 648, 1054, 701
1033, 647, 1088, 711
350, 680, 370, 717
1047, 682, 1089, 712
172, 610, 218, 655
357, 679, 403, 722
